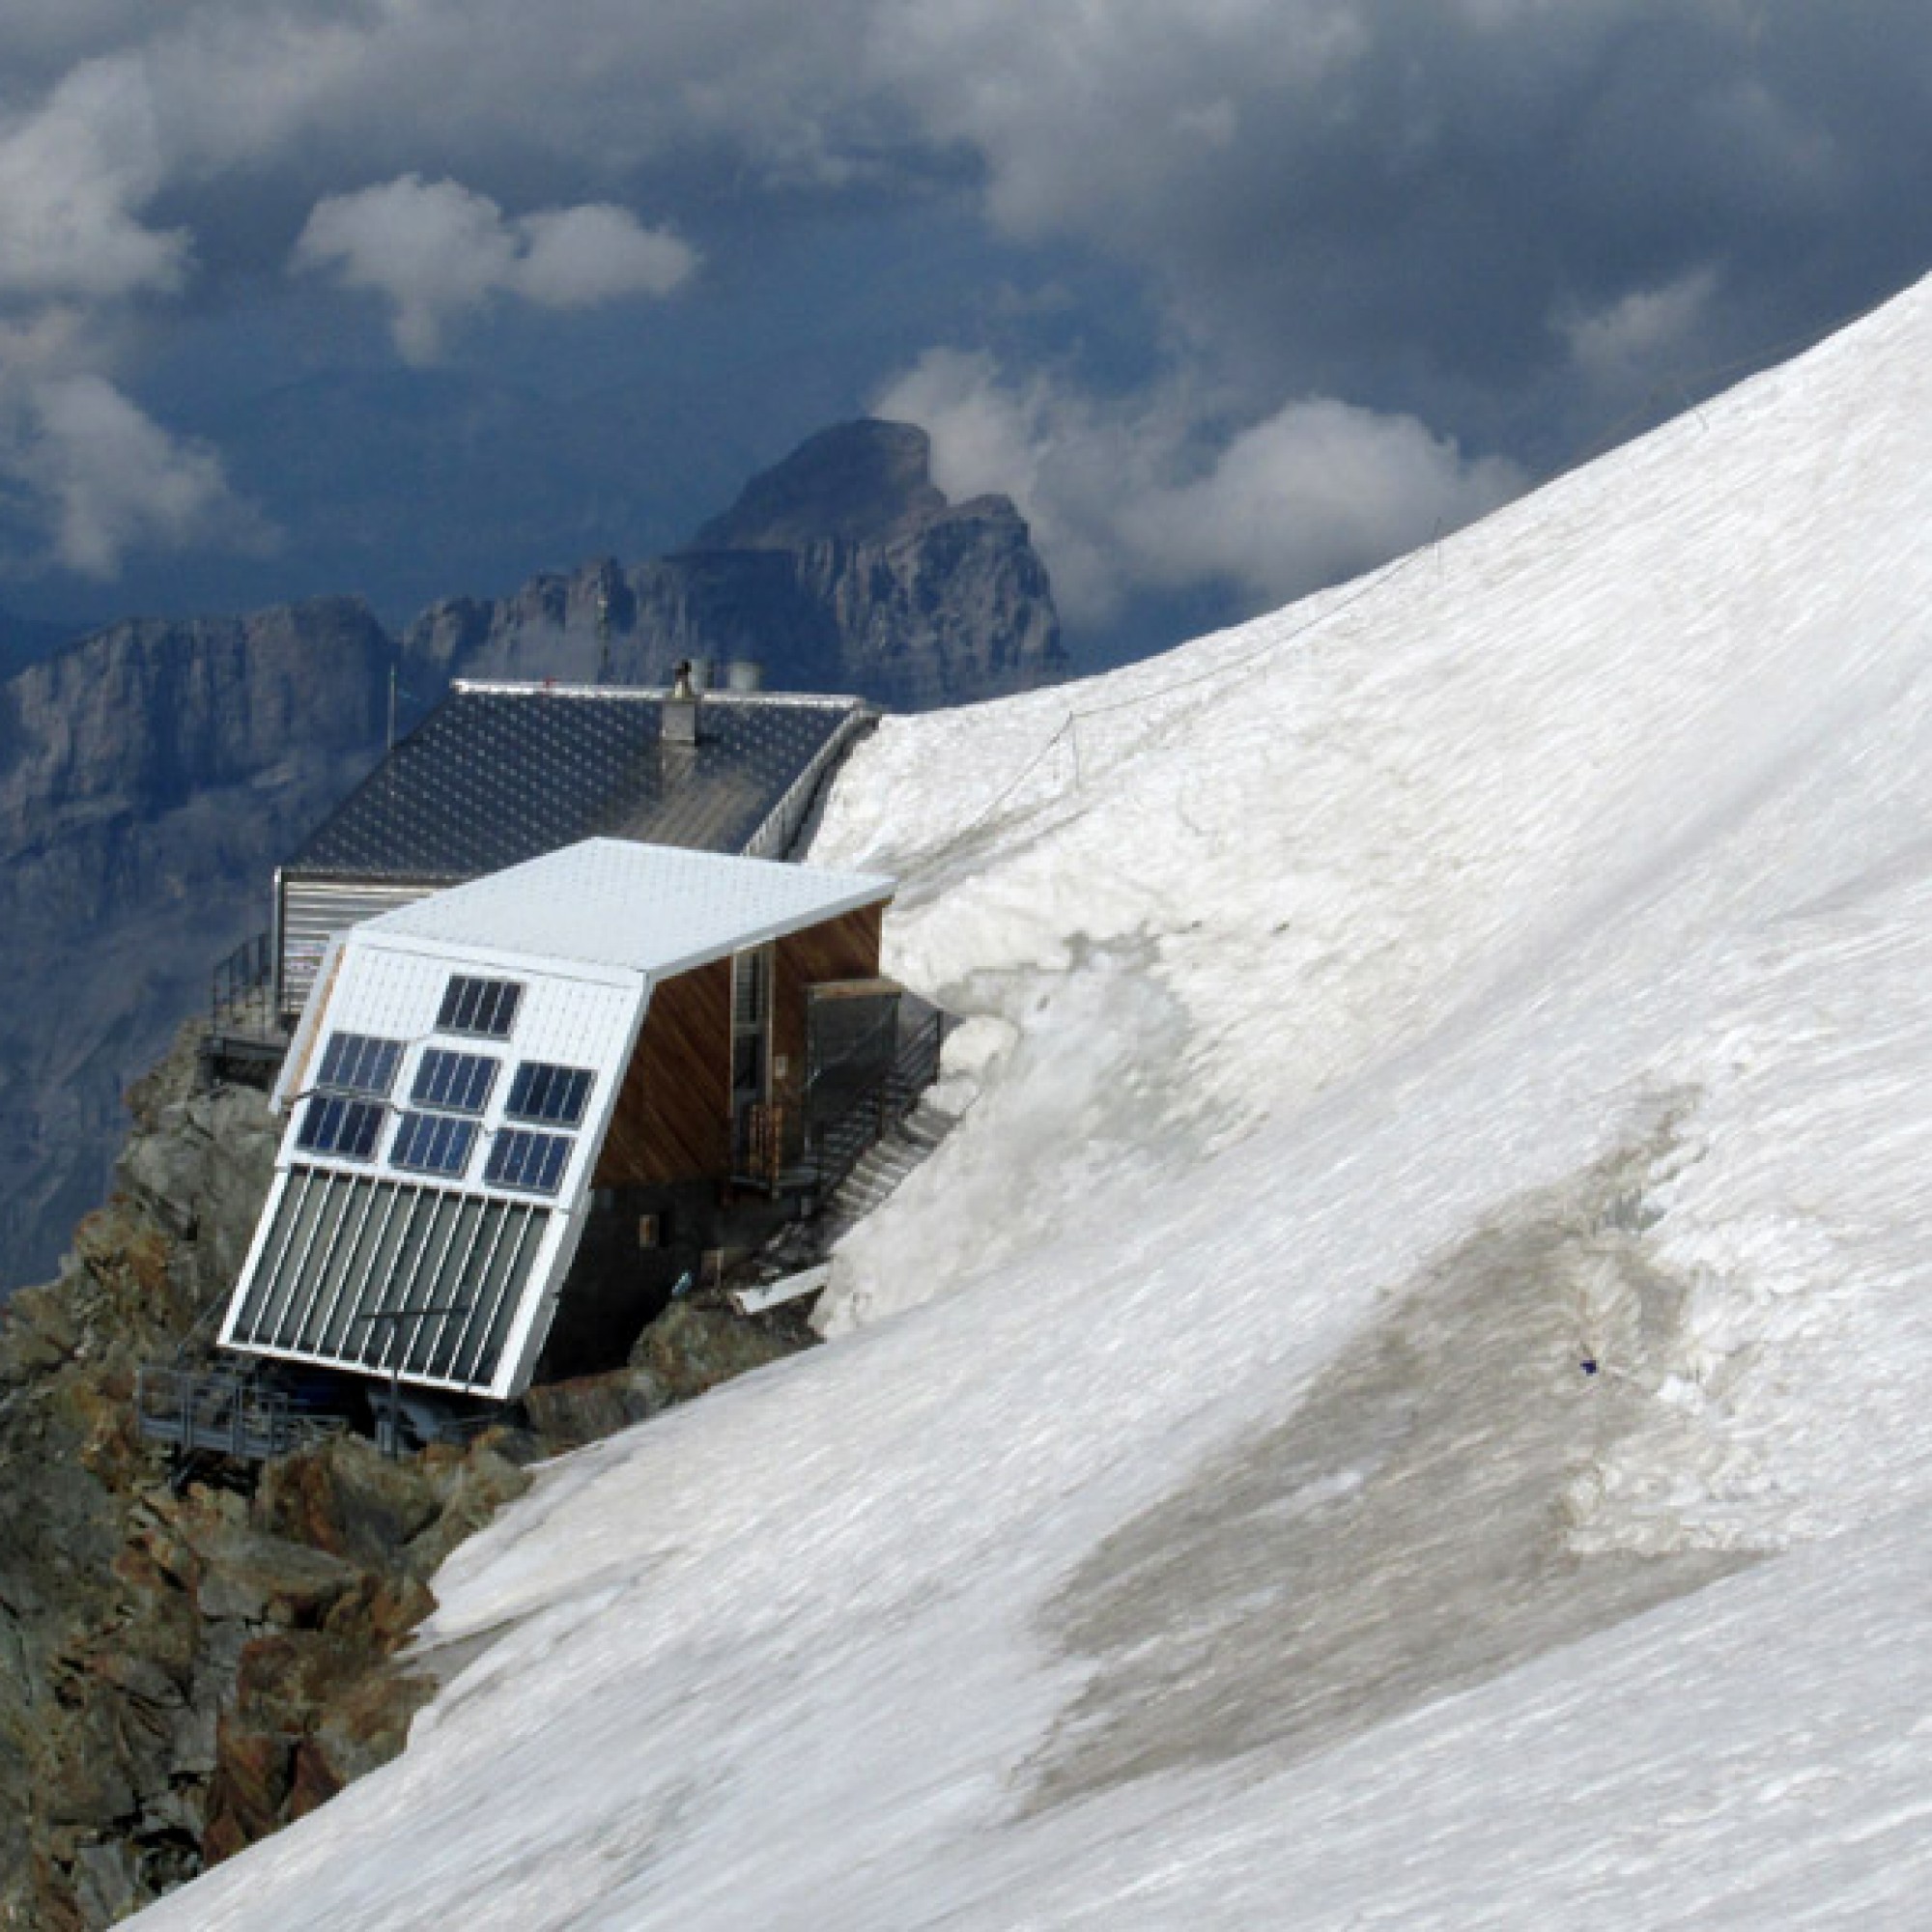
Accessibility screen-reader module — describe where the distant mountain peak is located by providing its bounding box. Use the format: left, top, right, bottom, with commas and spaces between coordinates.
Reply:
687, 418, 950, 552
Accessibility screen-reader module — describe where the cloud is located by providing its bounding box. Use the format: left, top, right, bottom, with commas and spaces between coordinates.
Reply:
877, 349, 1523, 628
291, 175, 697, 361
0, 55, 188, 301
870, 1, 1932, 458
1560, 268, 1723, 405
2, 363, 266, 578
0, 0, 1927, 596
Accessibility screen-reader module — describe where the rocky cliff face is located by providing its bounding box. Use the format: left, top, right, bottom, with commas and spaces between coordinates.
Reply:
0, 1024, 536, 1927
408, 419, 1065, 709
0, 600, 404, 1290
0, 1021, 814, 1926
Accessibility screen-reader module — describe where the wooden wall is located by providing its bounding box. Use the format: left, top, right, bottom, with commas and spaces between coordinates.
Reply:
593, 956, 731, 1187
591, 900, 888, 1188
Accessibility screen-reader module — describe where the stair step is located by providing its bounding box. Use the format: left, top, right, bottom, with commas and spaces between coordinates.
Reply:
810, 1085, 968, 1234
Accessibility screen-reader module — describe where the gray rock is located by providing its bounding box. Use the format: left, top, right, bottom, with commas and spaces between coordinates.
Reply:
408, 419, 1065, 711
71, 1841, 139, 1926
0, 598, 402, 1291
189, 1528, 362, 1627
0, 1051, 544, 1925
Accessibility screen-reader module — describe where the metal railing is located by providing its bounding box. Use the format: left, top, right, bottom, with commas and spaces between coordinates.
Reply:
806, 1005, 946, 1201
211, 929, 275, 1034
135, 1364, 345, 1463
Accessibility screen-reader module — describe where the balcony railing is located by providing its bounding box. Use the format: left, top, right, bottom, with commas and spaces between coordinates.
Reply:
804, 1004, 946, 1201
135, 1365, 344, 1464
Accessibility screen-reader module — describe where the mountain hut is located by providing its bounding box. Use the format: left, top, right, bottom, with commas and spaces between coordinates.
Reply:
218, 838, 902, 1408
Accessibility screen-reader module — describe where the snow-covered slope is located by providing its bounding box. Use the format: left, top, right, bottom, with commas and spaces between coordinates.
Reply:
140, 274, 1932, 1927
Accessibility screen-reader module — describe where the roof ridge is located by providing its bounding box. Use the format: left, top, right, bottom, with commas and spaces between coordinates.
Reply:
448, 680, 870, 710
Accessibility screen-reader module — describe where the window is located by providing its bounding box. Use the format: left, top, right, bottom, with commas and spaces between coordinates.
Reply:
484, 1128, 572, 1195
296, 1094, 384, 1160
412, 1048, 497, 1115
505, 1062, 594, 1126
390, 1111, 479, 1178
732, 948, 770, 1030
730, 947, 772, 1164
437, 975, 523, 1039
315, 1032, 403, 1096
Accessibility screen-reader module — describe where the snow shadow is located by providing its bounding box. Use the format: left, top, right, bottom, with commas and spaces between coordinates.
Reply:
1030, 1110, 1754, 1807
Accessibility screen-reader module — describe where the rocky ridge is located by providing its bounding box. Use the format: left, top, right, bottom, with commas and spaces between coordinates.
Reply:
0, 1023, 812, 1927
406, 419, 1065, 709
0, 600, 407, 1293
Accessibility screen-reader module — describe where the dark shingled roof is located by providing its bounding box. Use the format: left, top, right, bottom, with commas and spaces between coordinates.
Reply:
289, 683, 866, 882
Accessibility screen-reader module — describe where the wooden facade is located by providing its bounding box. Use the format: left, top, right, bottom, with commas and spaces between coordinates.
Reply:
591, 900, 887, 1190
593, 957, 733, 1187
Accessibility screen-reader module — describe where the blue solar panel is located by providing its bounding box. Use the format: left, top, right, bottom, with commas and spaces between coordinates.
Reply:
297, 1094, 384, 1160
412, 1048, 498, 1115
390, 1111, 479, 1178
437, 975, 523, 1038
505, 1062, 594, 1126
485, 1128, 572, 1195
316, 1033, 403, 1096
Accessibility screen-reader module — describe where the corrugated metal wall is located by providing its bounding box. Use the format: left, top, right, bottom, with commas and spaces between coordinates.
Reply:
277, 877, 436, 1019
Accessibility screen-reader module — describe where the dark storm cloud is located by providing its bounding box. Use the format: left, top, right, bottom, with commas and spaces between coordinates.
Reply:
867, 1, 1932, 615
0, 1, 1926, 616
880, 1, 1932, 448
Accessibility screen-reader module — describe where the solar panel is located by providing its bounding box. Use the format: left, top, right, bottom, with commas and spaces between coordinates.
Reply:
437, 975, 524, 1038
390, 1111, 479, 1178
227, 1166, 551, 1393
316, 1033, 404, 1096
296, 1094, 385, 1160
504, 1062, 594, 1126
485, 1127, 572, 1194
412, 1048, 498, 1114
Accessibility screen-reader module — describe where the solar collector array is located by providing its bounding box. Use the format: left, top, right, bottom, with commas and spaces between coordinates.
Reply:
228, 1166, 549, 1391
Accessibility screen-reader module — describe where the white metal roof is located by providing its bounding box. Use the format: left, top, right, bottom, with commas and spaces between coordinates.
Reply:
359, 838, 895, 979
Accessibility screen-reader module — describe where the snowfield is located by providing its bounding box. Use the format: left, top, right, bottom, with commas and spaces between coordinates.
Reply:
139, 273, 1932, 1927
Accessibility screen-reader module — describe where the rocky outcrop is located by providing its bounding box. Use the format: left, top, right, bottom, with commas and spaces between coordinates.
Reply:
0, 1025, 534, 1927
521, 1299, 804, 1453
0, 1019, 820, 1925
407, 419, 1065, 709
691, 419, 951, 549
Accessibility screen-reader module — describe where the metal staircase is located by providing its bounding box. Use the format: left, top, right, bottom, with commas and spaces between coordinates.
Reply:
816, 1094, 958, 1237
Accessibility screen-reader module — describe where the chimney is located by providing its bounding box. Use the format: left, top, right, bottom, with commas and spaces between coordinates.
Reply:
664, 659, 700, 746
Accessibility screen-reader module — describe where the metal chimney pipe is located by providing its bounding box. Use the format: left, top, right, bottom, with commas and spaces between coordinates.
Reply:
665, 659, 700, 745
